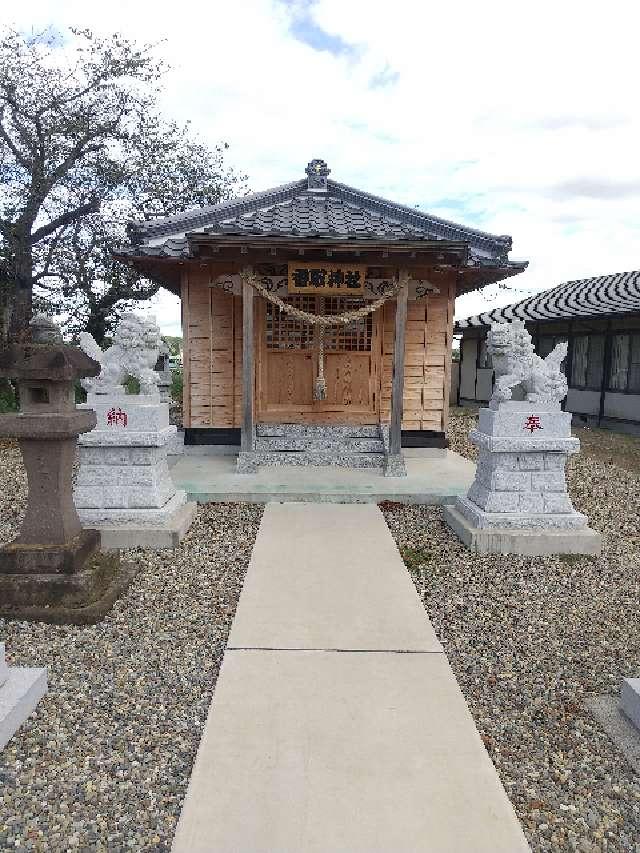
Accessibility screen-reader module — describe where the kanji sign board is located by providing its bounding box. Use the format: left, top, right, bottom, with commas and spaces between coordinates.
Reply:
287, 262, 367, 295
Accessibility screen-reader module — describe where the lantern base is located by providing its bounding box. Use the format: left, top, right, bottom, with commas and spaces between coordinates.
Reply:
0, 550, 136, 625
0, 529, 100, 575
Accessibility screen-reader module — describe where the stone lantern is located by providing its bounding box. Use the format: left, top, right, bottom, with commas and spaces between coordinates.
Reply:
0, 316, 132, 623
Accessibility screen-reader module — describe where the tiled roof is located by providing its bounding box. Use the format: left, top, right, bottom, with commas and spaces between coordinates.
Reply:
457, 270, 640, 329
124, 163, 521, 271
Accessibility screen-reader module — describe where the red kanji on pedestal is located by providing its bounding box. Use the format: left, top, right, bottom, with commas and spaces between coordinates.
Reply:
106, 407, 128, 427
524, 415, 543, 433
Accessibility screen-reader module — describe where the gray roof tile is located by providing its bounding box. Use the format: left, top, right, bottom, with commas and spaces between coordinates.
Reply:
457, 270, 640, 328
123, 167, 520, 271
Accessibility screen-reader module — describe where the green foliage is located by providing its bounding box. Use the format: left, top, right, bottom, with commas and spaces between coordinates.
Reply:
163, 336, 183, 357
170, 368, 183, 403
558, 553, 596, 565
400, 545, 433, 571
74, 380, 87, 404
0, 381, 17, 413
124, 375, 141, 395
0, 27, 246, 343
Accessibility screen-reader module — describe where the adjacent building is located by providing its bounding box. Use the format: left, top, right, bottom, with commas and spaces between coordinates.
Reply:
456, 271, 640, 434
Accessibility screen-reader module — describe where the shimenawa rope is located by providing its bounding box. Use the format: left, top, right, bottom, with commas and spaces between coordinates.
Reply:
240, 268, 409, 401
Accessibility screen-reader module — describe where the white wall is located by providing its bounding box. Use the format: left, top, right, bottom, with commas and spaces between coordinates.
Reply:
604, 392, 640, 421
459, 338, 478, 399
566, 388, 600, 416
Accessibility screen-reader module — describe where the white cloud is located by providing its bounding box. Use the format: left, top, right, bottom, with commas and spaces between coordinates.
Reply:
7, 0, 640, 330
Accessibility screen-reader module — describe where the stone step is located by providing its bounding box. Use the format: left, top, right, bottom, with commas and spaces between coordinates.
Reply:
256, 423, 381, 439
254, 437, 385, 453
242, 451, 385, 469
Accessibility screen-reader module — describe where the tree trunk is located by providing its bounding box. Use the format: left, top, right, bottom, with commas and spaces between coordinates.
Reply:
6, 246, 34, 344
85, 308, 110, 346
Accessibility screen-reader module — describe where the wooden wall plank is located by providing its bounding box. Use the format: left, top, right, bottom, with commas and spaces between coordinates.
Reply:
442, 277, 456, 431
182, 264, 455, 435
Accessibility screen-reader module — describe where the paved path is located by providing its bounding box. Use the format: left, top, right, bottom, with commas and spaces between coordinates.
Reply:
172, 504, 529, 852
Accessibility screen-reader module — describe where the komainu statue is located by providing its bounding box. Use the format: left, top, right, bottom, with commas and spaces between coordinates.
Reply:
79, 314, 163, 396
487, 320, 568, 409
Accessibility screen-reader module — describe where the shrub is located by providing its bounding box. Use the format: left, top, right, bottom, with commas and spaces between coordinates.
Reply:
171, 368, 183, 403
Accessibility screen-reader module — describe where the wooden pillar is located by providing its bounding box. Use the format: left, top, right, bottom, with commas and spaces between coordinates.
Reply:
241, 274, 254, 452
389, 272, 408, 456
598, 318, 613, 427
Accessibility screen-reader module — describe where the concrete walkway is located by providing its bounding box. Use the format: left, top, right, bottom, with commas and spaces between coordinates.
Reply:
172, 504, 529, 852
169, 448, 475, 504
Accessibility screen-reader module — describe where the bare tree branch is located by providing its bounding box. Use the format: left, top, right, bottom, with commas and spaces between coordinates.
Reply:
30, 199, 99, 244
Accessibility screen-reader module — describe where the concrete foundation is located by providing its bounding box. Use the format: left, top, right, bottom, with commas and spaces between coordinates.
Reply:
443, 503, 602, 556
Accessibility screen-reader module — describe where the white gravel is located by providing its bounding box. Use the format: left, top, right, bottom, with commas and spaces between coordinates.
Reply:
383, 410, 640, 852
0, 446, 262, 852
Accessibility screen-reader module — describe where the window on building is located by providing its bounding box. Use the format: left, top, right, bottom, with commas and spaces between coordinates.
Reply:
609, 332, 640, 393
609, 334, 629, 390
571, 336, 588, 387
586, 335, 605, 389
630, 334, 640, 393
570, 334, 604, 390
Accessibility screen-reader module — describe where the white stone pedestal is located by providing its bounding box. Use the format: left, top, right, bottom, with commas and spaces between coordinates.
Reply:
0, 642, 47, 751
443, 402, 601, 555
75, 393, 196, 549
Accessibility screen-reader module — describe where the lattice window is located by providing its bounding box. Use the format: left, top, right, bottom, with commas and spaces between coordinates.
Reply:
323, 297, 373, 352
265, 295, 316, 350
265, 296, 373, 352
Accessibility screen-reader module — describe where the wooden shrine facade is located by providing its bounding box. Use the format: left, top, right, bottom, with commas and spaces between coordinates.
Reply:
118, 159, 527, 451
181, 261, 456, 446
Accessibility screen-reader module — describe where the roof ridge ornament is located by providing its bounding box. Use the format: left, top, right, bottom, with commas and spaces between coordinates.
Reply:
305, 158, 330, 192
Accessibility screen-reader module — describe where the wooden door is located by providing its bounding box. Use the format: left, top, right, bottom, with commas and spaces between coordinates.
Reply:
257, 295, 381, 424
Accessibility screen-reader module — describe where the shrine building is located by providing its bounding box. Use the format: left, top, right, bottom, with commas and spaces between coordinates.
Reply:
119, 159, 526, 472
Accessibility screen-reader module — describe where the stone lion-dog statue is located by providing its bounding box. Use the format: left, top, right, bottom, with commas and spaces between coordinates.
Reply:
79, 314, 163, 396
487, 320, 568, 409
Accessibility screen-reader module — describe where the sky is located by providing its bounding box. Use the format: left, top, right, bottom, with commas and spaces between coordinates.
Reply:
6, 0, 640, 336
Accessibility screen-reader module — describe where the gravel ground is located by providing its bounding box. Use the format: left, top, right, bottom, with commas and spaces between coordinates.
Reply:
2, 412, 640, 851
0, 449, 263, 852
383, 410, 640, 852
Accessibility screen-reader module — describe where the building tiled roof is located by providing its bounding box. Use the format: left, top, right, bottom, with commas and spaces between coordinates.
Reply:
457, 270, 640, 329
123, 162, 523, 274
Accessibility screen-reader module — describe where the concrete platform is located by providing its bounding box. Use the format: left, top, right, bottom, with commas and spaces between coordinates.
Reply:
1, 643, 47, 751
173, 504, 529, 852
169, 448, 475, 504
443, 503, 602, 556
